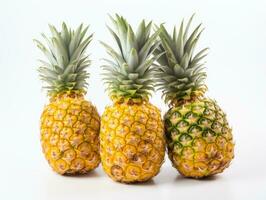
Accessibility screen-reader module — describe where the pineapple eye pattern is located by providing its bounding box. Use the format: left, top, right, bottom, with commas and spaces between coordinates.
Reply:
211, 121, 222, 132
172, 111, 182, 118
167, 128, 180, 142
198, 117, 212, 127
171, 128, 180, 137
173, 141, 183, 155
188, 125, 202, 133
192, 105, 205, 114
202, 128, 216, 138
169, 111, 182, 125
185, 112, 198, 120
179, 134, 193, 145
177, 120, 189, 128
203, 108, 211, 116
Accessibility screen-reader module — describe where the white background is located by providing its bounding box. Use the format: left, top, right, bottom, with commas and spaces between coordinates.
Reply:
0, 0, 266, 199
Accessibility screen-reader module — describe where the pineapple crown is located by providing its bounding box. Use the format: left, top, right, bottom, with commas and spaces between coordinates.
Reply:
34, 23, 92, 97
154, 14, 208, 106
101, 14, 163, 103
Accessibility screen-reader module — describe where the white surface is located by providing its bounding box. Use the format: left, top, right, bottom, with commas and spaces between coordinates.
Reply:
0, 0, 266, 199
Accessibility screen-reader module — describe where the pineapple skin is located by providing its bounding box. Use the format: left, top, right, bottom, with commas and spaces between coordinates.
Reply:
40, 93, 101, 175
100, 102, 165, 183
165, 98, 234, 178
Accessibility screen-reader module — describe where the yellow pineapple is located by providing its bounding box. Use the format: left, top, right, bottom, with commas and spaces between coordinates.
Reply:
154, 15, 234, 178
100, 14, 165, 183
35, 23, 101, 175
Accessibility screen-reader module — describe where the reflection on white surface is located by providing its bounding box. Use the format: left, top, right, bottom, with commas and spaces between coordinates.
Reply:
2, 158, 266, 200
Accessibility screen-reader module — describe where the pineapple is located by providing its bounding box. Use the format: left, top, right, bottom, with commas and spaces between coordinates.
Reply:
35, 23, 101, 175
154, 15, 234, 178
100, 14, 165, 183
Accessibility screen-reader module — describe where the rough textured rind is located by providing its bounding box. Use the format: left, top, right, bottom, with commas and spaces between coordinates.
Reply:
164, 98, 234, 178
100, 102, 165, 183
40, 94, 101, 175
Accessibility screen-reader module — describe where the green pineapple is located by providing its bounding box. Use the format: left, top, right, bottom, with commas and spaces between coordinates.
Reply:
154, 15, 234, 178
